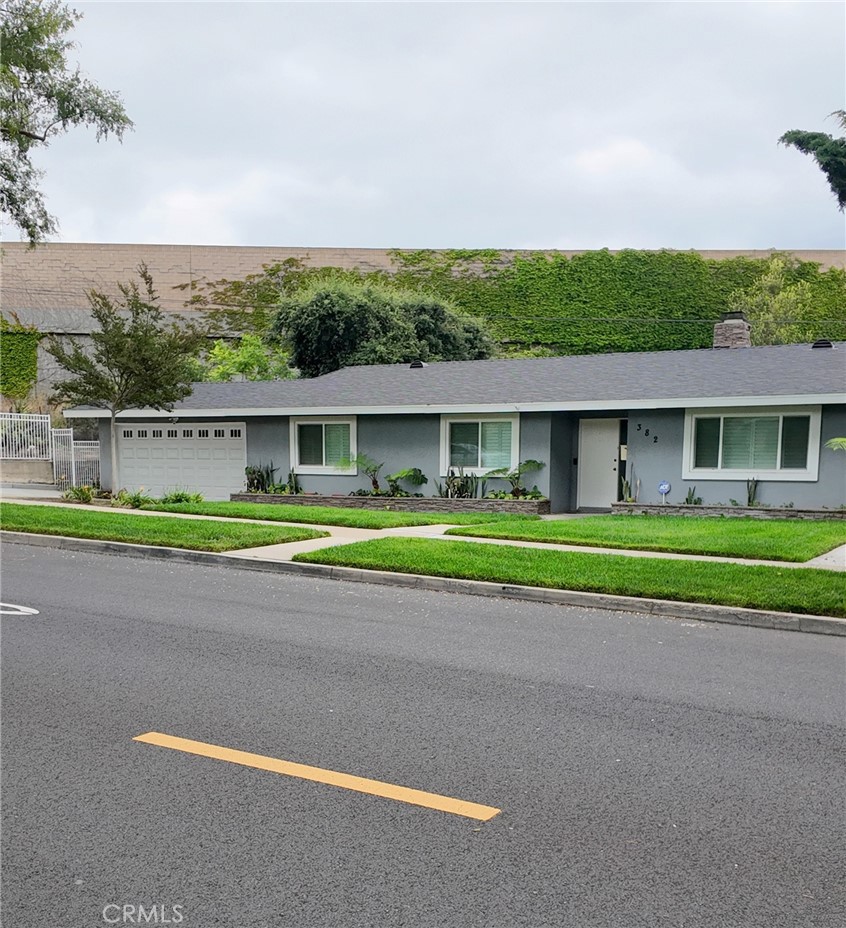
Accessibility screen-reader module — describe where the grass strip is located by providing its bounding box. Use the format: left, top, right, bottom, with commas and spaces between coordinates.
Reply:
143, 500, 540, 530
293, 537, 846, 617
447, 515, 846, 562
0, 503, 327, 553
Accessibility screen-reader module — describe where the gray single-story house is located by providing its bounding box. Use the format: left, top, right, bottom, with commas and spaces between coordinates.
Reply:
64, 323, 846, 511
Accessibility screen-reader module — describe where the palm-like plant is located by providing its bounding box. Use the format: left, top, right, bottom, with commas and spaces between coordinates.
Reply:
484, 460, 545, 498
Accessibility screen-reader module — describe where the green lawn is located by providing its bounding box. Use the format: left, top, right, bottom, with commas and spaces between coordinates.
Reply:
143, 500, 540, 530
0, 503, 327, 552
293, 537, 846, 617
447, 515, 846, 562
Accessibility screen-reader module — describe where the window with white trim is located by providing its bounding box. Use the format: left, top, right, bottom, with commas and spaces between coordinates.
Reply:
289, 418, 356, 474
439, 415, 519, 476
683, 407, 821, 481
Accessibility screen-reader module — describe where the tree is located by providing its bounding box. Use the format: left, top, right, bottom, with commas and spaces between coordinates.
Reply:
727, 256, 815, 345
272, 279, 494, 378
780, 110, 846, 210
47, 266, 205, 490
0, 0, 132, 242
177, 258, 312, 337
192, 333, 294, 382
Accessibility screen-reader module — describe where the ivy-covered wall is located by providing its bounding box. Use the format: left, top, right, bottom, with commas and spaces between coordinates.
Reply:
0, 321, 41, 401
385, 249, 846, 354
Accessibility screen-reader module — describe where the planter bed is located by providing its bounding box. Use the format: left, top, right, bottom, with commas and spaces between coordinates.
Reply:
612, 503, 846, 521
231, 492, 551, 515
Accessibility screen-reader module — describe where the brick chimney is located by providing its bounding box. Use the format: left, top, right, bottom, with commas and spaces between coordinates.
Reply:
713, 311, 751, 349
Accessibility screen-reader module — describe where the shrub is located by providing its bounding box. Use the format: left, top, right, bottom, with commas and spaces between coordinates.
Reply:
268, 469, 303, 495
245, 462, 277, 493
160, 488, 205, 504
112, 487, 154, 509
435, 468, 481, 498
484, 460, 546, 498
62, 485, 93, 503
385, 467, 428, 497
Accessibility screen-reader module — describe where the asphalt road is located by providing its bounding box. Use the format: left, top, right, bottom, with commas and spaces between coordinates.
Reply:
2, 540, 844, 928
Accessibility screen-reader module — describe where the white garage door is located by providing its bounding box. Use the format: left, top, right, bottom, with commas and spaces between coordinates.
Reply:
117, 422, 246, 500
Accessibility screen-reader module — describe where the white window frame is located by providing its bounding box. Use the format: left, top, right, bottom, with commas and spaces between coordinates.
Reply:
289, 416, 357, 475
682, 406, 821, 482
439, 414, 520, 477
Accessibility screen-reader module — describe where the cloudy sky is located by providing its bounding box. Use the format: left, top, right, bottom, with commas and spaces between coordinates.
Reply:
22, 1, 846, 249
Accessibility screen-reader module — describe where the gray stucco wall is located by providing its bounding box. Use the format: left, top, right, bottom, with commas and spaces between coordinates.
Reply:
246, 412, 561, 500
549, 413, 576, 513
242, 414, 443, 495
98, 419, 113, 490
626, 405, 846, 509
293, 414, 442, 495
246, 417, 289, 481
516, 413, 552, 499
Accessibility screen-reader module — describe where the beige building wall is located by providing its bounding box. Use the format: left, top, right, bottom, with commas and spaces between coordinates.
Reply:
2, 242, 844, 314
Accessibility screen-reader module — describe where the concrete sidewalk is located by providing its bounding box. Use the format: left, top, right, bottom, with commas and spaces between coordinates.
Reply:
2, 494, 844, 571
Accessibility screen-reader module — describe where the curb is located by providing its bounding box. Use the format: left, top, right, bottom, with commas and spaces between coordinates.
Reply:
3, 531, 845, 638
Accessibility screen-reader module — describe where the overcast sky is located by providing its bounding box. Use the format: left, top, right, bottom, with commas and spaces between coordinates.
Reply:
22, 1, 846, 249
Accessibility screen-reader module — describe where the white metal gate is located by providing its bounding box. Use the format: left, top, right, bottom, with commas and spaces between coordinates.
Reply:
52, 432, 101, 489
51, 428, 75, 489
73, 441, 101, 488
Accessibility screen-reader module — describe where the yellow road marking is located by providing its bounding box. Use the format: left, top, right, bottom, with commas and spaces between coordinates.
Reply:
134, 731, 501, 822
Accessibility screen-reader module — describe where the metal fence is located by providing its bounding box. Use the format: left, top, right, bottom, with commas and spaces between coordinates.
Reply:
51, 428, 74, 489
72, 441, 101, 488
51, 431, 101, 490
0, 413, 52, 459
0, 413, 100, 489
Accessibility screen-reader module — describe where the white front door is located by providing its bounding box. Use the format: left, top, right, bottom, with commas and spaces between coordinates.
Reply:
577, 418, 620, 509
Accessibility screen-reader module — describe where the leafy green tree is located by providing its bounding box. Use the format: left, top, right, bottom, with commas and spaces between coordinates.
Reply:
780, 111, 846, 210
272, 279, 493, 378
0, 0, 132, 242
177, 258, 313, 337
728, 256, 816, 345
47, 266, 205, 490
192, 333, 294, 382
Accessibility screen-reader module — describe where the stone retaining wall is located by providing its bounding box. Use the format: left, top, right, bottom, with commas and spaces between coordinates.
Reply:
231, 493, 551, 515
611, 503, 845, 520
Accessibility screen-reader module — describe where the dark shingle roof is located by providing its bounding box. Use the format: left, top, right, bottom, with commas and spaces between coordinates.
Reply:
160, 343, 846, 413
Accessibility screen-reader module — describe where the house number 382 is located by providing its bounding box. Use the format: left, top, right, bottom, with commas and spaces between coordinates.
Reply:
636, 423, 659, 443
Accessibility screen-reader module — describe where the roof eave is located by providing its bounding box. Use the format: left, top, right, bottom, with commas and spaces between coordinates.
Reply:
61, 393, 846, 419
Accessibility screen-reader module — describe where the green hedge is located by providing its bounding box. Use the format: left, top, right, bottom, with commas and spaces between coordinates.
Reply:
385, 249, 846, 354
